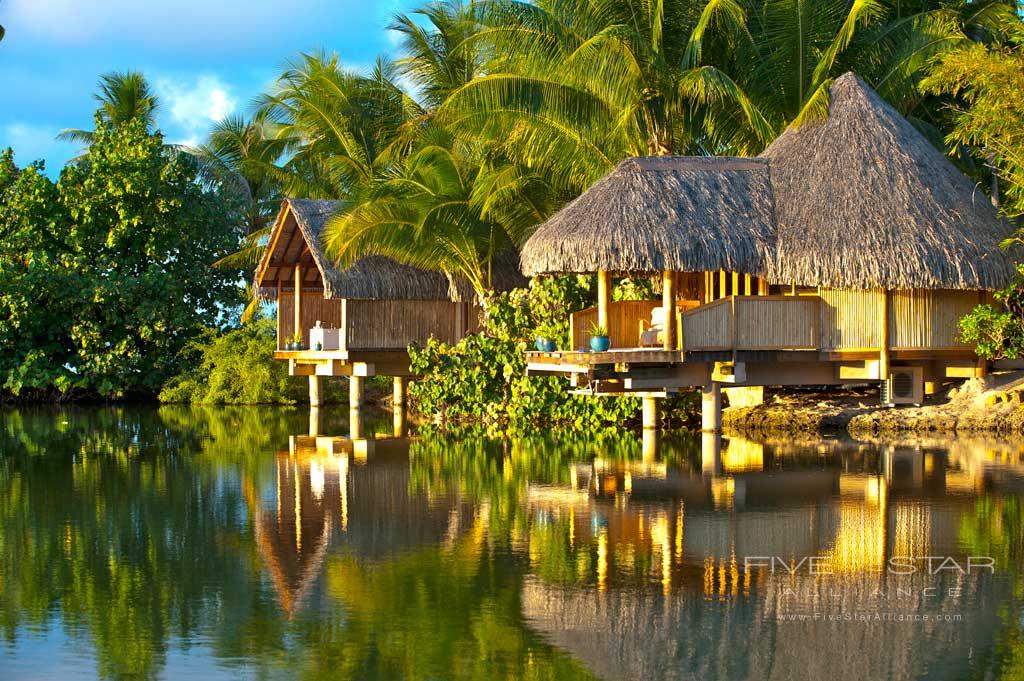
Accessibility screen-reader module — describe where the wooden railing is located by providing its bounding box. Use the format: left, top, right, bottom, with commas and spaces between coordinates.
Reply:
682, 295, 819, 352
562, 289, 983, 356
569, 300, 660, 350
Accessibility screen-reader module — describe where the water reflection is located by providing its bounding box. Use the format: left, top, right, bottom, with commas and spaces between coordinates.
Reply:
1, 406, 1024, 680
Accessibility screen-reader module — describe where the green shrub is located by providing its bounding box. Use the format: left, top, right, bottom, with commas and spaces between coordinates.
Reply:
159, 318, 307, 405
409, 277, 644, 432
960, 268, 1024, 360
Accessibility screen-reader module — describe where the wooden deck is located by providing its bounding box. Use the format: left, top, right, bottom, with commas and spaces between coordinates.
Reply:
276, 349, 413, 377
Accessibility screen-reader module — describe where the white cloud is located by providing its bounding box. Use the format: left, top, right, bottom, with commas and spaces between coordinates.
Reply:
1, 122, 74, 169
153, 74, 236, 144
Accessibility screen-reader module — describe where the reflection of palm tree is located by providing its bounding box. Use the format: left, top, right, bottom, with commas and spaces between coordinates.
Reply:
59, 71, 159, 146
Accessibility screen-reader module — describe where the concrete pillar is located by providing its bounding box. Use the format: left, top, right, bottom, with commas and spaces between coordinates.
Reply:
642, 397, 660, 430
722, 386, 763, 409
701, 383, 722, 432
349, 375, 364, 411
308, 375, 322, 408
393, 376, 407, 411
393, 410, 407, 438
642, 428, 658, 464
701, 432, 722, 477
349, 408, 364, 440
308, 407, 321, 437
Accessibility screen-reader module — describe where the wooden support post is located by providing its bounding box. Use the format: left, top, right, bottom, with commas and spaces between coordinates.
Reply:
789, 281, 796, 296
642, 397, 660, 430
308, 375, 322, 408
704, 271, 712, 302
719, 270, 727, 298
349, 375, 364, 411
879, 289, 890, 380
294, 264, 302, 345
662, 270, 677, 350
597, 270, 610, 331
744, 274, 752, 296
732, 272, 740, 297
701, 383, 722, 433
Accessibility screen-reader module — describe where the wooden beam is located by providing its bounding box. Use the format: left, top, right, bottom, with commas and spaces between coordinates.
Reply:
294, 264, 302, 345
662, 270, 677, 350
597, 270, 610, 331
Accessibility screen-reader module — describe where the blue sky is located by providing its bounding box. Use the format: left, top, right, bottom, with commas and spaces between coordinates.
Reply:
0, 0, 419, 174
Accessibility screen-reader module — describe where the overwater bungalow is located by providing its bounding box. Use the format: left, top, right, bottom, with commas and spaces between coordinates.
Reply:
522, 73, 1017, 431
255, 198, 488, 410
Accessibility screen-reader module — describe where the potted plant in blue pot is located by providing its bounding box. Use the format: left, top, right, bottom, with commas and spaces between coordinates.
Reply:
588, 322, 610, 352
534, 321, 558, 352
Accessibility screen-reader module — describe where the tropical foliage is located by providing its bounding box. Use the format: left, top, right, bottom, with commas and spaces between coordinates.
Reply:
0, 115, 243, 399
158, 317, 309, 405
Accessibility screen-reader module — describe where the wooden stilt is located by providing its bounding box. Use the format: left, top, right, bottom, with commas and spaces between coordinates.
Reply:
662, 270, 677, 350
701, 383, 721, 433
308, 407, 321, 437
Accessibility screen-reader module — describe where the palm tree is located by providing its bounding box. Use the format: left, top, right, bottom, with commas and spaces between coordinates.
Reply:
255, 51, 417, 200
439, 0, 1018, 194
320, 1, 555, 301
323, 124, 553, 300
59, 71, 159, 145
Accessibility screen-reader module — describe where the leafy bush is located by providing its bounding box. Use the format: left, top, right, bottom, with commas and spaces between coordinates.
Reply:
410, 277, 649, 432
960, 267, 1024, 360
159, 318, 308, 405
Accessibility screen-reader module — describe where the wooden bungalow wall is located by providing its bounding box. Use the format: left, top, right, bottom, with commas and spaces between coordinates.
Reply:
277, 290, 479, 351
674, 288, 987, 354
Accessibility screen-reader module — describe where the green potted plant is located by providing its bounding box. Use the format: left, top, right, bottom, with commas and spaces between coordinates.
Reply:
588, 322, 610, 352
534, 321, 558, 352
289, 332, 305, 351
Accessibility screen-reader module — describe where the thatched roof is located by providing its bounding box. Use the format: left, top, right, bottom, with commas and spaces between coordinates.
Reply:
255, 198, 526, 301
762, 72, 1017, 290
254, 199, 454, 301
520, 157, 777, 277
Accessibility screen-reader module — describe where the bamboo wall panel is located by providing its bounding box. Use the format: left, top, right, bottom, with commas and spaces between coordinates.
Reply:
278, 290, 344, 350
889, 290, 977, 350
818, 289, 883, 351
681, 299, 732, 351
278, 294, 474, 350
570, 300, 663, 349
344, 299, 466, 350
735, 297, 818, 350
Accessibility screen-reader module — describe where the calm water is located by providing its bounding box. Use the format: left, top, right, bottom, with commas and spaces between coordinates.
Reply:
2, 407, 1024, 680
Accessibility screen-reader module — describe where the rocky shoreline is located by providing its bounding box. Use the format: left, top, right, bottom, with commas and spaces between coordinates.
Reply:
723, 374, 1024, 438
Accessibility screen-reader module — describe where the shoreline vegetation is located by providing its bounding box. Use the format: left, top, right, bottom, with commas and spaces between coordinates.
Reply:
2, 1, 1024, 434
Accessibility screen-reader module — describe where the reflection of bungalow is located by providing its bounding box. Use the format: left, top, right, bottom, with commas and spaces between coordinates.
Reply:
254, 199, 521, 408
523, 73, 1016, 431
245, 436, 479, 617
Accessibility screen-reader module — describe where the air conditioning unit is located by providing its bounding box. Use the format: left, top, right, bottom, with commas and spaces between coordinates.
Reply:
882, 366, 924, 406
